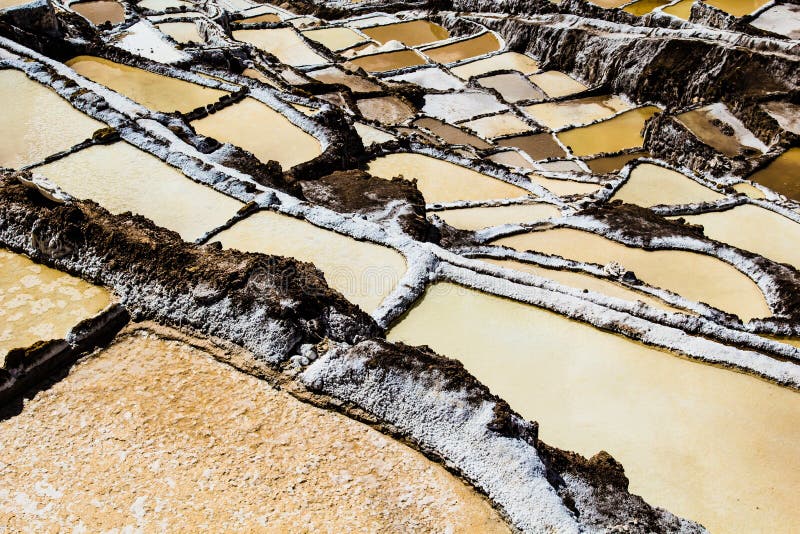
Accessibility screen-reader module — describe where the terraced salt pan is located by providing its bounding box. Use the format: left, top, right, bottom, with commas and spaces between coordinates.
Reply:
422, 32, 502, 64
302, 27, 366, 51
356, 96, 415, 125
492, 227, 771, 320
0, 69, 104, 169
387, 282, 800, 534
537, 160, 585, 173
751, 4, 800, 39
488, 150, 536, 171
307, 66, 379, 93
732, 182, 765, 199
354, 122, 395, 146
461, 113, 532, 139
233, 28, 327, 67
434, 203, 561, 230
478, 73, 544, 103
413, 117, 491, 149
585, 151, 649, 174
368, 153, 529, 203
234, 12, 281, 23
705, 0, 770, 17
215, 211, 406, 313
589, 0, 630, 7
529, 174, 601, 196
527, 71, 587, 98
347, 49, 427, 73
497, 133, 566, 160
386, 67, 465, 90
748, 148, 800, 202
359, 19, 448, 47
612, 163, 723, 207
679, 205, 800, 270
0, 0, 30, 8
157, 21, 203, 44
676, 103, 767, 157
623, 0, 673, 16
67, 56, 225, 113
136, 0, 190, 10
191, 98, 322, 169
35, 142, 242, 241
762, 101, 800, 135
0, 330, 508, 532
421, 91, 507, 122
523, 95, 630, 130
450, 52, 539, 79
71, 0, 125, 25
115, 20, 189, 63
0, 250, 111, 362
662, 0, 693, 19
558, 106, 661, 157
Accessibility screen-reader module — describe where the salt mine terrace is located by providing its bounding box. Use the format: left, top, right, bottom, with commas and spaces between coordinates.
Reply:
0, 0, 798, 531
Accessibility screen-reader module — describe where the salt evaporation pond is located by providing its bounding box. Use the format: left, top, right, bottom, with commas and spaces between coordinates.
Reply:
0, 250, 111, 362
422, 32, 502, 64
557, 106, 661, 156
67, 56, 225, 113
523, 95, 630, 130
35, 142, 242, 241
527, 71, 587, 98
461, 113, 532, 139
214, 210, 406, 312
492, 227, 771, 320
191, 97, 322, 169
612, 163, 723, 207
347, 49, 427, 73
359, 19, 449, 46
232, 28, 327, 67
71, 0, 125, 25
388, 282, 800, 534
585, 151, 649, 174
529, 174, 602, 196
367, 153, 529, 203
478, 73, 545, 103
434, 203, 561, 230
0, 69, 104, 169
450, 51, 539, 79
413, 117, 492, 149
748, 148, 800, 201
302, 27, 366, 51
157, 21, 203, 44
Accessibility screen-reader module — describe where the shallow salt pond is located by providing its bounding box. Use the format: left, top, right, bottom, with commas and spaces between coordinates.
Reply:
386, 67, 465, 91
0, 69, 104, 169
302, 27, 366, 51
0, 0, 30, 8
359, 19, 448, 47
192, 97, 322, 169
214, 210, 406, 312
422, 32, 502, 64
354, 122, 396, 146
585, 151, 649, 174
731, 182, 765, 199
612, 163, 723, 207
679, 205, 800, 270
356, 96, 415, 125
234, 12, 281, 23
523, 95, 630, 130
747, 148, 800, 202
156, 21, 203, 44
71, 0, 125, 25
450, 52, 539, 79
137, 0, 191, 10
491, 227, 771, 320
367, 153, 529, 203
35, 142, 242, 241
413, 118, 492, 149
488, 150, 536, 171
662, 0, 693, 19
529, 174, 601, 196
0, 250, 111, 362
307, 66, 379, 93
705, 0, 769, 17
461, 113, 532, 139
623, 0, 672, 16
67, 56, 225, 113
387, 282, 800, 534
557, 106, 661, 157
676, 104, 766, 157
527, 71, 587, 99
347, 49, 427, 73
750, 4, 800, 39
422, 91, 507, 122
477, 73, 544, 103
497, 133, 566, 160
0, 330, 508, 532
232, 28, 327, 67
433, 203, 560, 230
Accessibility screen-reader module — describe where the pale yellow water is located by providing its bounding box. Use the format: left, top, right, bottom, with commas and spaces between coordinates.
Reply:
71, 0, 125, 25
360, 19, 449, 47
346, 49, 427, 73
387, 282, 800, 534
662, 0, 693, 19
234, 12, 281, 23
434, 203, 560, 230
484, 258, 685, 313
478, 73, 545, 103
529, 174, 602, 196
35, 142, 242, 241
748, 148, 800, 202
214, 210, 406, 312
732, 182, 766, 199
367, 153, 529, 203
0, 250, 111, 363
491, 227, 771, 320
354, 122, 396, 146
523, 95, 630, 130
589, 0, 630, 7
705, 0, 769, 17
232, 28, 327, 67
488, 150, 535, 171
557, 106, 661, 157
680, 205, 800, 270
0, 0, 29, 8
191, 98, 322, 169
0, 69, 104, 169
157, 21, 203, 44
585, 151, 649, 174
623, 0, 672, 15
676, 107, 754, 157
612, 163, 723, 207
241, 68, 277, 87
461, 113, 532, 139
67, 56, 225, 113
422, 33, 502, 64
527, 71, 587, 98
302, 27, 366, 51
450, 52, 539, 79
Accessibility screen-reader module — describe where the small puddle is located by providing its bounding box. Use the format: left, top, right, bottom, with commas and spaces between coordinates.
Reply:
434, 203, 560, 230
232, 28, 328, 67
356, 96, 415, 125
302, 27, 366, 51
557, 106, 661, 157
71, 0, 125, 25
367, 153, 529, 203
523, 95, 630, 130
450, 52, 539, 79
156, 21, 203, 44
422, 33, 502, 64
478, 73, 545, 103
214, 210, 406, 312
387, 282, 800, 534
35, 142, 243, 241
67, 55, 225, 113
346, 49, 427, 73
491, 227, 771, 320
497, 133, 566, 160
747, 148, 800, 202
0, 69, 104, 169
527, 70, 587, 99
191, 97, 322, 169
612, 163, 723, 207
360, 19, 449, 47
0, 249, 111, 362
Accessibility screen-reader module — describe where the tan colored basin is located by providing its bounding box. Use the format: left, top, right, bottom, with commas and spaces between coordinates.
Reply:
612, 163, 723, 207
